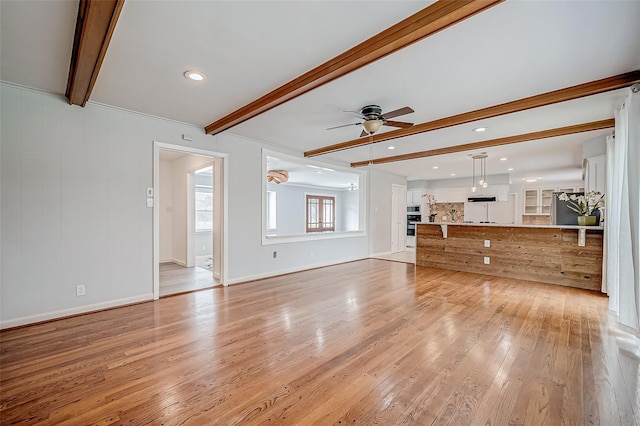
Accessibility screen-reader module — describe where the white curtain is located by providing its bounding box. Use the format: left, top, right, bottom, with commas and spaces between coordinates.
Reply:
606, 87, 640, 334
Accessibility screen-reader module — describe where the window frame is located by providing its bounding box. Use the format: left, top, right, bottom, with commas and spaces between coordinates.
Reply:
305, 194, 336, 233
261, 149, 366, 245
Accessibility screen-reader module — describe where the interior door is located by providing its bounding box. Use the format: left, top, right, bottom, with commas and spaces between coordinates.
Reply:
391, 185, 407, 253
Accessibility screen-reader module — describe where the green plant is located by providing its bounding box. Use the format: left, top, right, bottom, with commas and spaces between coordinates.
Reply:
557, 191, 604, 215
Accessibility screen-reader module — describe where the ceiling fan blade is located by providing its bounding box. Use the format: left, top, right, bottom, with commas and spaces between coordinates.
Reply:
381, 106, 414, 120
384, 120, 413, 129
343, 110, 366, 119
326, 122, 362, 130
360, 129, 368, 138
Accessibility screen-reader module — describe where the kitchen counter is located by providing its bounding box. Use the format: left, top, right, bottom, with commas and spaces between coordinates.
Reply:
416, 223, 603, 291
416, 222, 603, 231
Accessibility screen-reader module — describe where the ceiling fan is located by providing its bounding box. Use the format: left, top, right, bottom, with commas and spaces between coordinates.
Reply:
327, 104, 414, 137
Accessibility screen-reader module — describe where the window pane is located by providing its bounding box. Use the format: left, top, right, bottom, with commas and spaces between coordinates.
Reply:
267, 191, 277, 230
195, 185, 213, 231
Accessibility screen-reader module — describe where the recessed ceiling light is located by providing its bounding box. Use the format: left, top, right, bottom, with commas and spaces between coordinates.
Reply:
316, 171, 322, 174
525, 178, 538, 183
387, 146, 395, 150
450, 173, 456, 176
184, 70, 206, 81
473, 127, 487, 132
507, 167, 514, 171
500, 157, 507, 161
432, 166, 438, 169
307, 165, 321, 169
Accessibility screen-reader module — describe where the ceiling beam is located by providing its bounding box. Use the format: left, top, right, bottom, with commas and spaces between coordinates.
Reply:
65, 0, 125, 106
204, 0, 504, 136
350, 119, 614, 168
307, 71, 639, 157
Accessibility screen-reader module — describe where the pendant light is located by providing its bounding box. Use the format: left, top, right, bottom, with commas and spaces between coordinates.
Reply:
470, 156, 477, 193
470, 153, 488, 192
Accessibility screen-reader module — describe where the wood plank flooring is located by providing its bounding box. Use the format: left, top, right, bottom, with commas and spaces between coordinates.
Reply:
1, 259, 638, 425
370, 248, 415, 264
159, 262, 219, 297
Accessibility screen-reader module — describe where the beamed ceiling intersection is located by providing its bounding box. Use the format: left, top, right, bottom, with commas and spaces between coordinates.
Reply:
65, 0, 639, 169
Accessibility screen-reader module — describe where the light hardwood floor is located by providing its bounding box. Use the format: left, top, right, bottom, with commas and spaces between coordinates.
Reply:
159, 262, 219, 297
370, 248, 416, 264
1, 260, 638, 425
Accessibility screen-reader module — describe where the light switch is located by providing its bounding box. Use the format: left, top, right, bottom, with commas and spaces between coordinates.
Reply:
147, 187, 154, 197
484, 239, 491, 248
146, 198, 154, 208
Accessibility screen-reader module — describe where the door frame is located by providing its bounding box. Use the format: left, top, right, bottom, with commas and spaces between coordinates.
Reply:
153, 141, 229, 299
391, 184, 407, 253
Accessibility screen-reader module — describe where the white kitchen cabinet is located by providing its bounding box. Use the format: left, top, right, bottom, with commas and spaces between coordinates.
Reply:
406, 189, 425, 205
585, 155, 606, 194
496, 185, 509, 202
464, 199, 516, 224
425, 188, 445, 204
523, 188, 555, 215
446, 188, 467, 202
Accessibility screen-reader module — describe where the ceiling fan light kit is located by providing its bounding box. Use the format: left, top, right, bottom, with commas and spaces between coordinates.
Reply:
362, 120, 383, 135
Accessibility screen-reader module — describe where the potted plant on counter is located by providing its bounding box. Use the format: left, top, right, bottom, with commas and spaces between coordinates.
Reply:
422, 193, 437, 222
557, 191, 604, 226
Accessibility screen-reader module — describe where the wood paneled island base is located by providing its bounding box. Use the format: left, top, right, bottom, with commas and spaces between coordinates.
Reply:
416, 223, 603, 291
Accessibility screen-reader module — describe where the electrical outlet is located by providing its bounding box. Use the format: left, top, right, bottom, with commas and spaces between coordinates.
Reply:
273, 251, 277, 259
484, 239, 491, 248
483, 256, 490, 265
76, 284, 86, 296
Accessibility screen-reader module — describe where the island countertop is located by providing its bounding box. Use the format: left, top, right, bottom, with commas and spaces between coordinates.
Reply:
415, 222, 603, 291
414, 222, 603, 231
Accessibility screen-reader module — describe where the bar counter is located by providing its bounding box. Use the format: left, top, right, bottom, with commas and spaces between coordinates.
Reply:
416, 223, 604, 291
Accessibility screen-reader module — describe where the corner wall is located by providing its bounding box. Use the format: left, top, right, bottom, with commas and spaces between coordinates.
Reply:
0, 83, 371, 328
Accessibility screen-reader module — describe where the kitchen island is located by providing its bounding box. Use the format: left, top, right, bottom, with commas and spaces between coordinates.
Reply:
416, 223, 604, 291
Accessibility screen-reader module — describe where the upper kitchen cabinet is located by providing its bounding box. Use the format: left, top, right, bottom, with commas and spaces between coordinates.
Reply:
407, 189, 425, 205
524, 188, 555, 215
425, 188, 466, 203
584, 154, 606, 194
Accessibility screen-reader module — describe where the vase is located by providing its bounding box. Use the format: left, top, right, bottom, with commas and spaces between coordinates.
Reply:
429, 216, 435, 223
577, 215, 597, 226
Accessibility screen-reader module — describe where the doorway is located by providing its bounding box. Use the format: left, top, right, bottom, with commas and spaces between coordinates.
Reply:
153, 142, 228, 299
391, 184, 407, 253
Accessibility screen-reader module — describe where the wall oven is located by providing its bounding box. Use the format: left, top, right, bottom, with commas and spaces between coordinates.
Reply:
406, 214, 421, 236
407, 205, 420, 213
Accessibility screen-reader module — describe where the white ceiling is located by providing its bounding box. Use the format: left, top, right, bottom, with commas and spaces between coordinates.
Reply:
2, 1, 639, 184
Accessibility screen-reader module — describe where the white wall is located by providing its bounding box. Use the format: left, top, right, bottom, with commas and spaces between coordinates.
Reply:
217, 133, 369, 283
266, 183, 358, 235
159, 159, 173, 262
368, 168, 407, 255
170, 154, 213, 265
0, 83, 371, 327
1, 84, 154, 327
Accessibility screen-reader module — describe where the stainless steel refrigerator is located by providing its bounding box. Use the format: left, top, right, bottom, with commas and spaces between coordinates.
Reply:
550, 192, 583, 225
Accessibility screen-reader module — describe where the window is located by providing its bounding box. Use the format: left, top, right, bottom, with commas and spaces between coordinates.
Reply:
266, 190, 276, 230
195, 185, 213, 231
306, 195, 335, 233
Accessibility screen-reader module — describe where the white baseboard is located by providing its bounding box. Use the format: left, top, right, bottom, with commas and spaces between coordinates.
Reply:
171, 258, 187, 267
227, 256, 366, 286
369, 251, 392, 258
1, 293, 154, 330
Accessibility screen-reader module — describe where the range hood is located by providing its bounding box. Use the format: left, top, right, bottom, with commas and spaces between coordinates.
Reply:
467, 196, 497, 202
